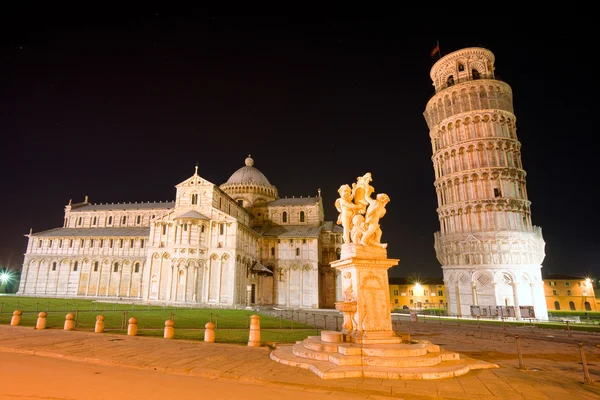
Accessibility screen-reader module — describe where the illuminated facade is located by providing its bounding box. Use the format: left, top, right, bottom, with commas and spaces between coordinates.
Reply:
17, 156, 342, 309
544, 274, 597, 312
423, 47, 548, 320
389, 277, 447, 310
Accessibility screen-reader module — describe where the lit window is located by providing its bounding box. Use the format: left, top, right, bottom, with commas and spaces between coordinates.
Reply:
300, 211, 305, 223
282, 211, 288, 223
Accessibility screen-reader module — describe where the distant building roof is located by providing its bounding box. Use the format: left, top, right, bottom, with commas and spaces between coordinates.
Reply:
71, 202, 174, 211
261, 225, 323, 238
545, 273, 588, 280
31, 227, 150, 237
174, 210, 210, 220
389, 277, 445, 286
269, 197, 319, 206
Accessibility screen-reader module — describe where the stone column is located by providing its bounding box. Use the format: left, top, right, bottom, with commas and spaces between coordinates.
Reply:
330, 244, 400, 345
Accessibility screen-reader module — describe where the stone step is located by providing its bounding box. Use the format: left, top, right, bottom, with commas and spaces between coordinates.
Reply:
271, 345, 498, 380
343, 342, 430, 357
292, 343, 331, 361
328, 350, 457, 368
301, 336, 341, 353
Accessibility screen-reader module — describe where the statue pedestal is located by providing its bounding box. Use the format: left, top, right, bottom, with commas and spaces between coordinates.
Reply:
331, 244, 401, 344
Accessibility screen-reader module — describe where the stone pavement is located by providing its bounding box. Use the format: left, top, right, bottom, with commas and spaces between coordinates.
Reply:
2, 323, 600, 399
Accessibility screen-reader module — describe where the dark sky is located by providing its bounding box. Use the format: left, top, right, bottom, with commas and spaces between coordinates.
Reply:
1, 12, 597, 279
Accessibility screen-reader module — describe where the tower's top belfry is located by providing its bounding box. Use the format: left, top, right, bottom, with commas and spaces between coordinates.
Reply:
429, 47, 495, 94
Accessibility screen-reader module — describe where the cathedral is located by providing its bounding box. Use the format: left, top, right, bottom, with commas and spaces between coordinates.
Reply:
17, 155, 343, 309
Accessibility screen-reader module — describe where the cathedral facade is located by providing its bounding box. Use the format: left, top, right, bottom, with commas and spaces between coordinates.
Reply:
423, 47, 548, 320
17, 156, 343, 309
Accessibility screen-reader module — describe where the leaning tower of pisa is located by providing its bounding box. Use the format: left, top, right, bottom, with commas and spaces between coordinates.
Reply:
423, 47, 548, 321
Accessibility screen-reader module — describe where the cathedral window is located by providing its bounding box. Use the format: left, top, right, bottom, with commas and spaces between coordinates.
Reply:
201, 225, 205, 233
59, 239, 63, 248
458, 63, 464, 72
271, 247, 275, 256
237, 199, 243, 207
162, 225, 167, 235
100, 239, 104, 248
93, 261, 99, 272
134, 262, 140, 273
121, 216, 127, 225
38, 240, 42, 248
303, 239, 306, 244
119, 239, 123, 248
113, 262, 119, 272
77, 217, 82, 226
110, 239, 114, 248
136, 215, 141, 224
494, 188, 501, 197
130, 239, 134, 247
108, 216, 113, 225
92, 216, 97, 225
472, 69, 480, 80
191, 194, 198, 205
219, 198, 222, 209
49, 240, 53, 247
90, 239, 94, 247
80, 239, 84, 247
183, 224, 188, 231
52, 262, 57, 271
447, 75, 454, 86
69, 239, 73, 248
140, 239, 144, 248
300, 211, 305, 222
282, 211, 288, 223
296, 248, 300, 256
220, 223, 224, 235
64, 218, 67, 227
73, 261, 78, 271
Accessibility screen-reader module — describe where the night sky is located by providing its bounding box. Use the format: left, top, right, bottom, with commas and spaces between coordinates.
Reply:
1, 12, 597, 279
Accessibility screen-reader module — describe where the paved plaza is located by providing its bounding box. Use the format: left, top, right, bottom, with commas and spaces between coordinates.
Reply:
2, 316, 600, 399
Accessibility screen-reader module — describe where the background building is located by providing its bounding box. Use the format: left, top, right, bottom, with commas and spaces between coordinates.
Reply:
389, 277, 447, 311
17, 156, 343, 309
423, 47, 548, 320
544, 274, 597, 312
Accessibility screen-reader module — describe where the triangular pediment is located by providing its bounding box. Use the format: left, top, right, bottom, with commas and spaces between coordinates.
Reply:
175, 169, 215, 188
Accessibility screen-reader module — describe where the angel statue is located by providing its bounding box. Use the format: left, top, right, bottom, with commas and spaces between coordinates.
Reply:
335, 173, 390, 248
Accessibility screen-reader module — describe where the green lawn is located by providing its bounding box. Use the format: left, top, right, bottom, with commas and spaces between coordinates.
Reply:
0, 295, 318, 344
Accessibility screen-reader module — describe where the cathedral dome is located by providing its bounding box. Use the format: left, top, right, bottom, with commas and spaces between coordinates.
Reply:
225, 155, 271, 185
220, 155, 278, 204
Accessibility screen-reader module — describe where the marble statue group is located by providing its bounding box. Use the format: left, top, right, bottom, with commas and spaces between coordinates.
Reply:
335, 172, 390, 249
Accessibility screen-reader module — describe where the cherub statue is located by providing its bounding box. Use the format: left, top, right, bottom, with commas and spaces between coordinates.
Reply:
335, 184, 364, 244
360, 192, 390, 249
350, 214, 367, 244
351, 172, 373, 214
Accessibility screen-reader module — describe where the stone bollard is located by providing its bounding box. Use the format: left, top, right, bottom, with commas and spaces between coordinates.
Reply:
95, 315, 105, 333
64, 313, 76, 331
164, 319, 175, 339
248, 314, 261, 347
204, 321, 215, 343
127, 317, 138, 336
36, 312, 48, 330
10, 310, 23, 326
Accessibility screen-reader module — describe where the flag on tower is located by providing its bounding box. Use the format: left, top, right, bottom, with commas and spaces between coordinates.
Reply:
430, 41, 440, 57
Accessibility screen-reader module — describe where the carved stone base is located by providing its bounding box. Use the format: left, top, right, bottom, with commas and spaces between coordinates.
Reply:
340, 243, 387, 260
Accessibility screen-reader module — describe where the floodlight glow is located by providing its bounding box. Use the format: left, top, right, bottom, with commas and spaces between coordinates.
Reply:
0, 272, 9, 283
